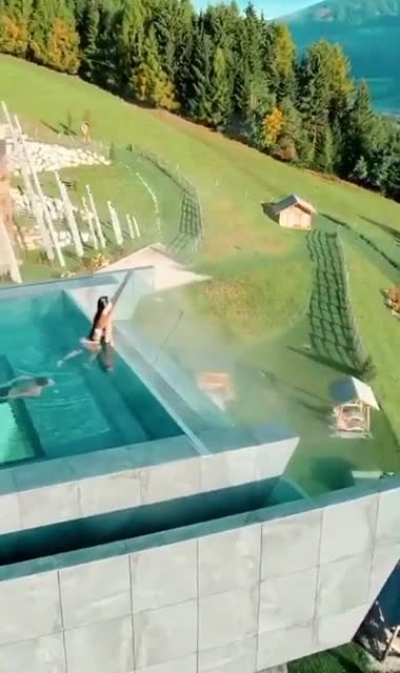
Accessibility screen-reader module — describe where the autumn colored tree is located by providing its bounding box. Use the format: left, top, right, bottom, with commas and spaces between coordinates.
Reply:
262, 106, 283, 148
0, 0, 32, 56
29, 0, 79, 73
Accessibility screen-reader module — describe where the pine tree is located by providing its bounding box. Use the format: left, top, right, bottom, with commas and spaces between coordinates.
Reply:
78, 0, 99, 81
264, 22, 296, 102
314, 125, 334, 173
174, 0, 195, 108
297, 49, 331, 166
351, 156, 369, 183
343, 81, 379, 177
210, 46, 231, 129
88, 3, 119, 91
118, 0, 146, 94
131, 27, 178, 111
187, 25, 214, 124
385, 159, 400, 201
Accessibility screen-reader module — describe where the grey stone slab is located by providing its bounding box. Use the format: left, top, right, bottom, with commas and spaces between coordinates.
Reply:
259, 568, 317, 634
65, 616, 133, 673
18, 482, 81, 529
0, 469, 17, 496
136, 655, 197, 673
199, 526, 260, 597
199, 636, 257, 673
320, 495, 379, 564
314, 604, 370, 649
131, 540, 197, 612
257, 624, 315, 670
375, 488, 400, 545
200, 449, 257, 493
79, 469, 141, 518
0, 571, 61, 645
140, 458, 201, 505
134, 599, 197, 669
60, 556, 131, 628
317, 552, 371, 618
12, 458, 75, 491
262, 510, 322, 579
0, 492, 21, 534
254, 438, 299, 481
0, 634, 65, 673
369, 541, 400, 601
199, 588, 259, 651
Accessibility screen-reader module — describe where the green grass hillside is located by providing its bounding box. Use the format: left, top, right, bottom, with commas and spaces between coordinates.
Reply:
3, 54, 400, 492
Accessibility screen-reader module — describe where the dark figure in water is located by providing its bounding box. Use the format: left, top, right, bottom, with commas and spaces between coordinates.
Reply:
0, 375, 54, 402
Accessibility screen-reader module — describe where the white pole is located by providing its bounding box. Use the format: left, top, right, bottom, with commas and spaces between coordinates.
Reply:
14, 115, 65, 267
9, 114, 54, 261
126, 214, 135, 239
1, 101, 13, 143
86, 184, 106, 248
112, 206, 123, 246
107, 201, 123, 246
82, 196, 98, 249
132, 214, 140, 238
0, 214, 22, 283
54, 171, 84, 257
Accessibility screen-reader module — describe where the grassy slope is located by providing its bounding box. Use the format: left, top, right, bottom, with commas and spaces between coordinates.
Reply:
2, 55, 400, 259
345, 235, 400, 441
3, 55, 400, 490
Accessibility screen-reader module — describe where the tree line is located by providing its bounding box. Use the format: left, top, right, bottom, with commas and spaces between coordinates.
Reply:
1, 0, 400, 200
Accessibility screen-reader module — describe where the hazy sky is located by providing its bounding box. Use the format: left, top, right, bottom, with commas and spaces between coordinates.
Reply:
196, 0, 319, 19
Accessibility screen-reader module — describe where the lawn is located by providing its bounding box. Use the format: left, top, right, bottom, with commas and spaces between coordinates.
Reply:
288, 643, 377, 673
344, 231, 400, 442
2, 54, 400, 491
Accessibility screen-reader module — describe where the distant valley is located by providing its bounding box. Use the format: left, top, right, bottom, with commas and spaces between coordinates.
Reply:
284, 0, 400, 115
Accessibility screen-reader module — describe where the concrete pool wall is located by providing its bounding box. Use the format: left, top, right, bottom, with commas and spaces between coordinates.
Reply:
0, 432, 299, 533
0, 477, 399, 672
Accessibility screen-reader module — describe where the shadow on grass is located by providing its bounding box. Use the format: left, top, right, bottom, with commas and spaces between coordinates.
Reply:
310, 456, 356, 492
40, 119, 77, 137
288, 345, 357, 378
361, 215, 400, 246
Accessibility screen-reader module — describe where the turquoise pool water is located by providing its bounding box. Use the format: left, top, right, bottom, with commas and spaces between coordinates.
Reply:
0, 290, 182, 465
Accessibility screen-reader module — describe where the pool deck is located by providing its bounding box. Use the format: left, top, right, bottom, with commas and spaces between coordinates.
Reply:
100, 243, 209, 291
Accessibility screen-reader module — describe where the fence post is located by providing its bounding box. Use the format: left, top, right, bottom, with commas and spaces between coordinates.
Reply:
54, 171, 84, 258
14, 115, 65, 267
132, 215, 140, 238
82, 196, 98, 249
4, 107, 54, 261
126, 214, 135, 240
0, 214, 22, 283
86, 185, 106, 248
107, 201, 123, 246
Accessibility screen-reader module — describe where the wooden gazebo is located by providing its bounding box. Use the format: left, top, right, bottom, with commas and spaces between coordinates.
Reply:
331, 376, 379, 435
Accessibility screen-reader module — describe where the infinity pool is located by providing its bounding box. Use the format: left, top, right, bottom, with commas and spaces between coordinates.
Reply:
0, 290, 183, 465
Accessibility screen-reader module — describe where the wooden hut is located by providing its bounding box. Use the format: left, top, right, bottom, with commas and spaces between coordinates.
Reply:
270, 194, 316, 231
331, 376, 379, 435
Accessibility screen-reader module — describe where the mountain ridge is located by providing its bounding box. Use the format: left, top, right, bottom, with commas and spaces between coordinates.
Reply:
286, 0, 400, 23
283, 0, 400, 114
